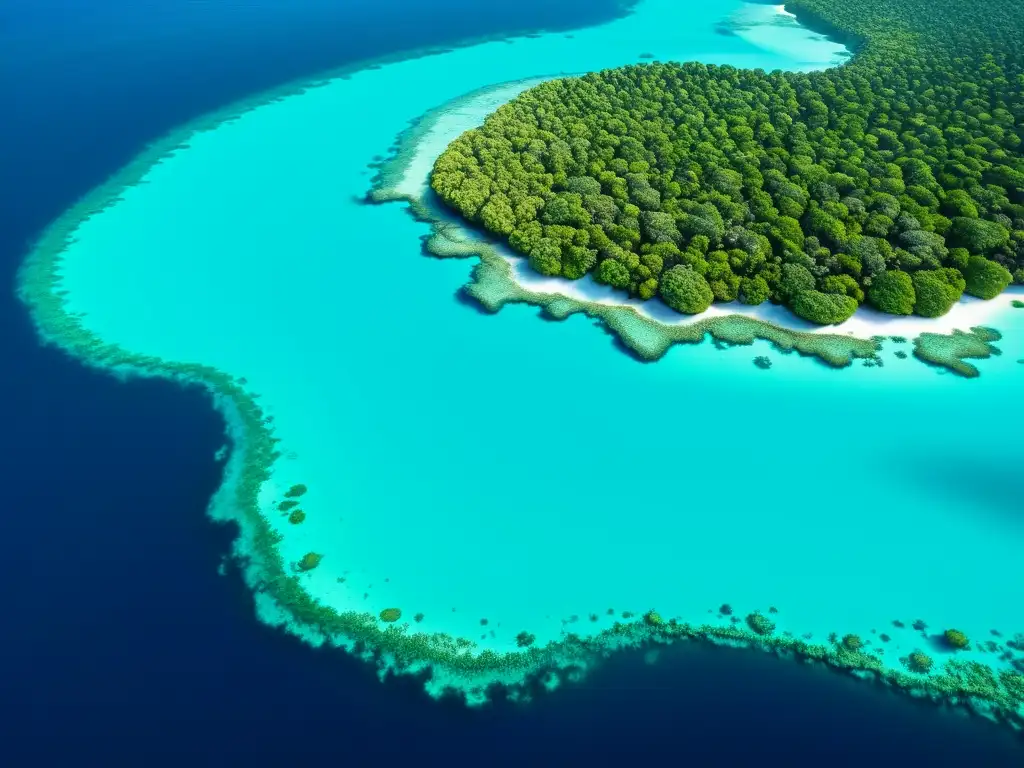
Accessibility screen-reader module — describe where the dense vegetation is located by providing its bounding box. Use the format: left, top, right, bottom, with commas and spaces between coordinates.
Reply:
432, 0, 1024, 324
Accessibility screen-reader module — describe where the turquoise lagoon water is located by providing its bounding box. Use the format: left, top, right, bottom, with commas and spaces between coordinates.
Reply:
34, 0, 1023, 689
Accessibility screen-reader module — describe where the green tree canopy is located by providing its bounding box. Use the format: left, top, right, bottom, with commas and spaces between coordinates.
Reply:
432, 0, 1024, 319
792, 290, 859, 325
659, 266, 714, 314
963, 256, 1013, 299
869, 270, 916, 315
913, 268, 966, 317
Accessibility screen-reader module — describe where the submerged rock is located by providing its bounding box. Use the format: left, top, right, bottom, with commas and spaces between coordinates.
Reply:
297, 552, 322, 571
379, 607, 402, 623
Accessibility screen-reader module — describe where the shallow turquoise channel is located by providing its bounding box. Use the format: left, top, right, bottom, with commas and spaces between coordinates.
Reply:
43, 0, 1023, 679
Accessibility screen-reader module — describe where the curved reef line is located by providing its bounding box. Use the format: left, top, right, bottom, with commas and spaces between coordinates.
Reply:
16, 2, 1023, 729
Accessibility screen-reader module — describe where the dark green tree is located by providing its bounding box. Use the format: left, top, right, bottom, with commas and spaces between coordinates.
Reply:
739, 275, 771, 305
791, 290, 858, 325
912, 268, 966, 317
869, 270, 916, 315
595, 257, 631, 290
949, 218, 1011, 254
659, 266, 714, 314
963, 256, 1013, 299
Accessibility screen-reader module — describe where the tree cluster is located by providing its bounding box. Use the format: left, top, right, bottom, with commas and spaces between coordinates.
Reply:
432, 0, 1024, 323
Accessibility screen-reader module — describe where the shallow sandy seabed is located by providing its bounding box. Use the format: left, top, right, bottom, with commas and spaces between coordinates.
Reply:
17, 0, 1024, 728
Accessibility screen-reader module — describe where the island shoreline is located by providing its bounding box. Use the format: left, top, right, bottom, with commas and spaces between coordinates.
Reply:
368, 71, 1018, 378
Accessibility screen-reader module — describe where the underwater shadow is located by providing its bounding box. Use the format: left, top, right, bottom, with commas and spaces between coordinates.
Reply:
902, 453, 1023, 525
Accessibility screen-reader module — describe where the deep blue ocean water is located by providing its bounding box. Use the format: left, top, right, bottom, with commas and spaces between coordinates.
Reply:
1, 1, 1022, 764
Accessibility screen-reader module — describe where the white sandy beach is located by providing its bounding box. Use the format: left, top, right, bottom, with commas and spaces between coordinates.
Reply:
392, 79, 546, 200
500, 249, 1024, 338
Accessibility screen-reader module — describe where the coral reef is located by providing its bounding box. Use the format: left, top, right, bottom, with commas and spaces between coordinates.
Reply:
907, 650, 934, 674
746, 612, 775, 636
288, 509, 306, 524
284, 484, 308, 498
516, 631, 536, 648
913, 327, 1002, 378
842, 634, 864, 652
944, 629, 971, 650
419, 216, 881, 370
379, 608, 402, 623
297, 552, 322, 572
